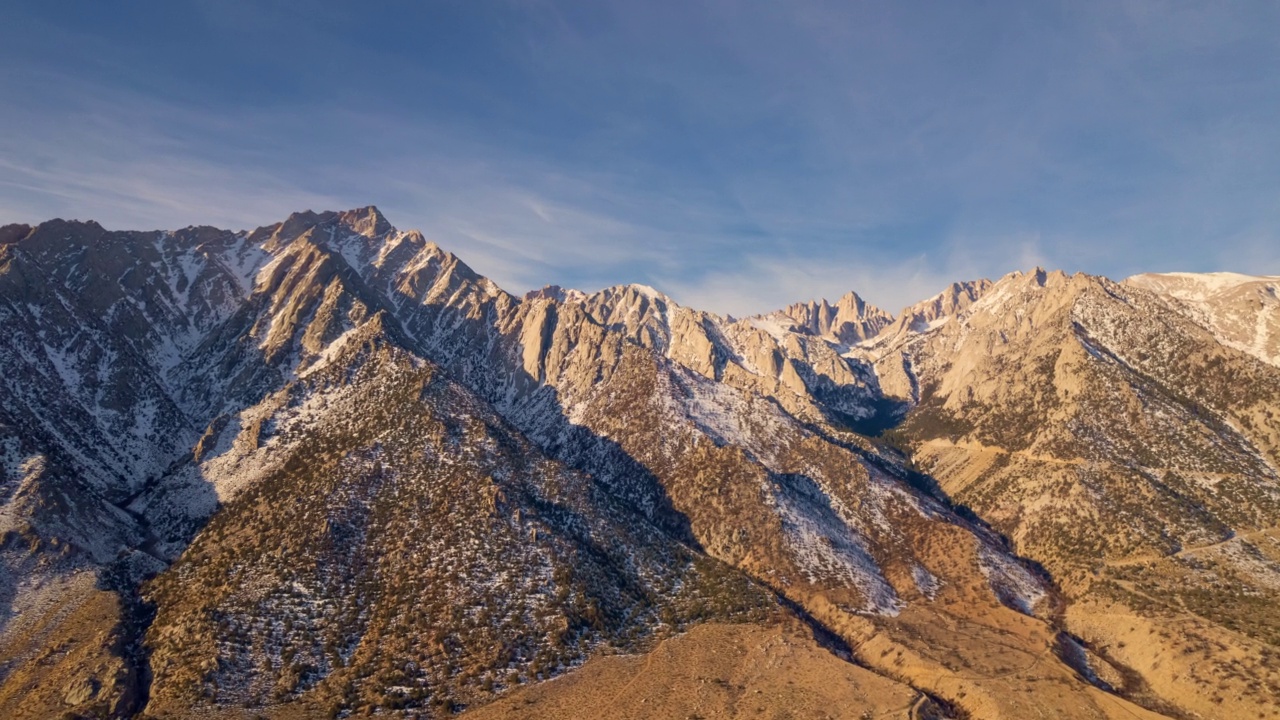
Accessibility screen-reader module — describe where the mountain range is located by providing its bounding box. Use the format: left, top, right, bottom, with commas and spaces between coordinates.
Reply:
1, 207, 1277, 719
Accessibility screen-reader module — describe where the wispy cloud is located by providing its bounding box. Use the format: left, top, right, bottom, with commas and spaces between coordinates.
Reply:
659, 231, 1050, 316
2, 2, 1278, 313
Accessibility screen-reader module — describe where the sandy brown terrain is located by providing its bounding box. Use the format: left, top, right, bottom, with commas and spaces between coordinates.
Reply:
0, 571, 141, 719
462, 621, 924, 720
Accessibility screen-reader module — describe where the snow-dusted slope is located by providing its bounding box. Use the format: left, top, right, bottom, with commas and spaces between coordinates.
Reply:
862, 267, 1280, 720
870, 278, 993, 345
4, 208, 1263, 719
521, 283, 893, 428
1126, 271, 1280, 367
862, 268, 1280, 560
775, 290, 895, 344
144, 321, 775, 714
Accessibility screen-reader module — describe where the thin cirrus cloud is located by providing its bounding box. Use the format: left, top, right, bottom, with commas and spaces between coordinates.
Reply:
662, 231, 1051, 317
1, 1, 1278, 315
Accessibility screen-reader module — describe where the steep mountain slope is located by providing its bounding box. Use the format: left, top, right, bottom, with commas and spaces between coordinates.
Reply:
875, 279, 994, 346
523, 283, 893, 428
1126, 271, 1280, 368
270, 216, 1166, 719
861, 268, 1280, 718
775, 290, 895, 344
0, 220, 262, 563
0, 220, 275, 718
0, 210, 780, 719
1, 207, 1256, 719
144, 321, 775, 718
251, 214, 1034, 610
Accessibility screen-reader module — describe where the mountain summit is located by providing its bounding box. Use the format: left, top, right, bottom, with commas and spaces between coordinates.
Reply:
1, 208, 1276, 719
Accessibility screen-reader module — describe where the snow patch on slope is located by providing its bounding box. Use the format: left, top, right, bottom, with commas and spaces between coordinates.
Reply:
0, 438, 23, 484
676, 369, 790, 465
977, 543, 1046, 615
1127, 272, 1280, 366
912, 564, 942, 599
1131, 272, 1280, 301
748, 315, 793, 342
774, 476, 902, 615
220, 233, 272, 296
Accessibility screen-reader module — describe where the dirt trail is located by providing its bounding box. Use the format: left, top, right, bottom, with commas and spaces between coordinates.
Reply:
1105, 526, 1278, 568
599, 644, 657, 710
874, 691, 919, 719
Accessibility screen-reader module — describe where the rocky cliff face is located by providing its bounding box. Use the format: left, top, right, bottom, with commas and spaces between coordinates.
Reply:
1126, 271, 1280, 368
858, 267, 1280, 718
1, 207, 1275, 719
776, 290, 895, 344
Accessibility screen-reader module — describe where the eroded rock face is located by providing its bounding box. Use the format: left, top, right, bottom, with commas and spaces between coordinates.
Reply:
876, 279, 993, 342
776, 290, 895, 344
2, 207, 1277, 719
62, 676, 100, 706
856, 267, 1280, 719
1126, 271, 1280, 368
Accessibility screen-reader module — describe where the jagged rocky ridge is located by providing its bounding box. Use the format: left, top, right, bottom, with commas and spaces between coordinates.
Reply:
0, 208, 1276, 719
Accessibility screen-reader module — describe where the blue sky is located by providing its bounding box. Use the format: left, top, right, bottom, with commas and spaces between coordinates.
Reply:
2, 1, 1278, 314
